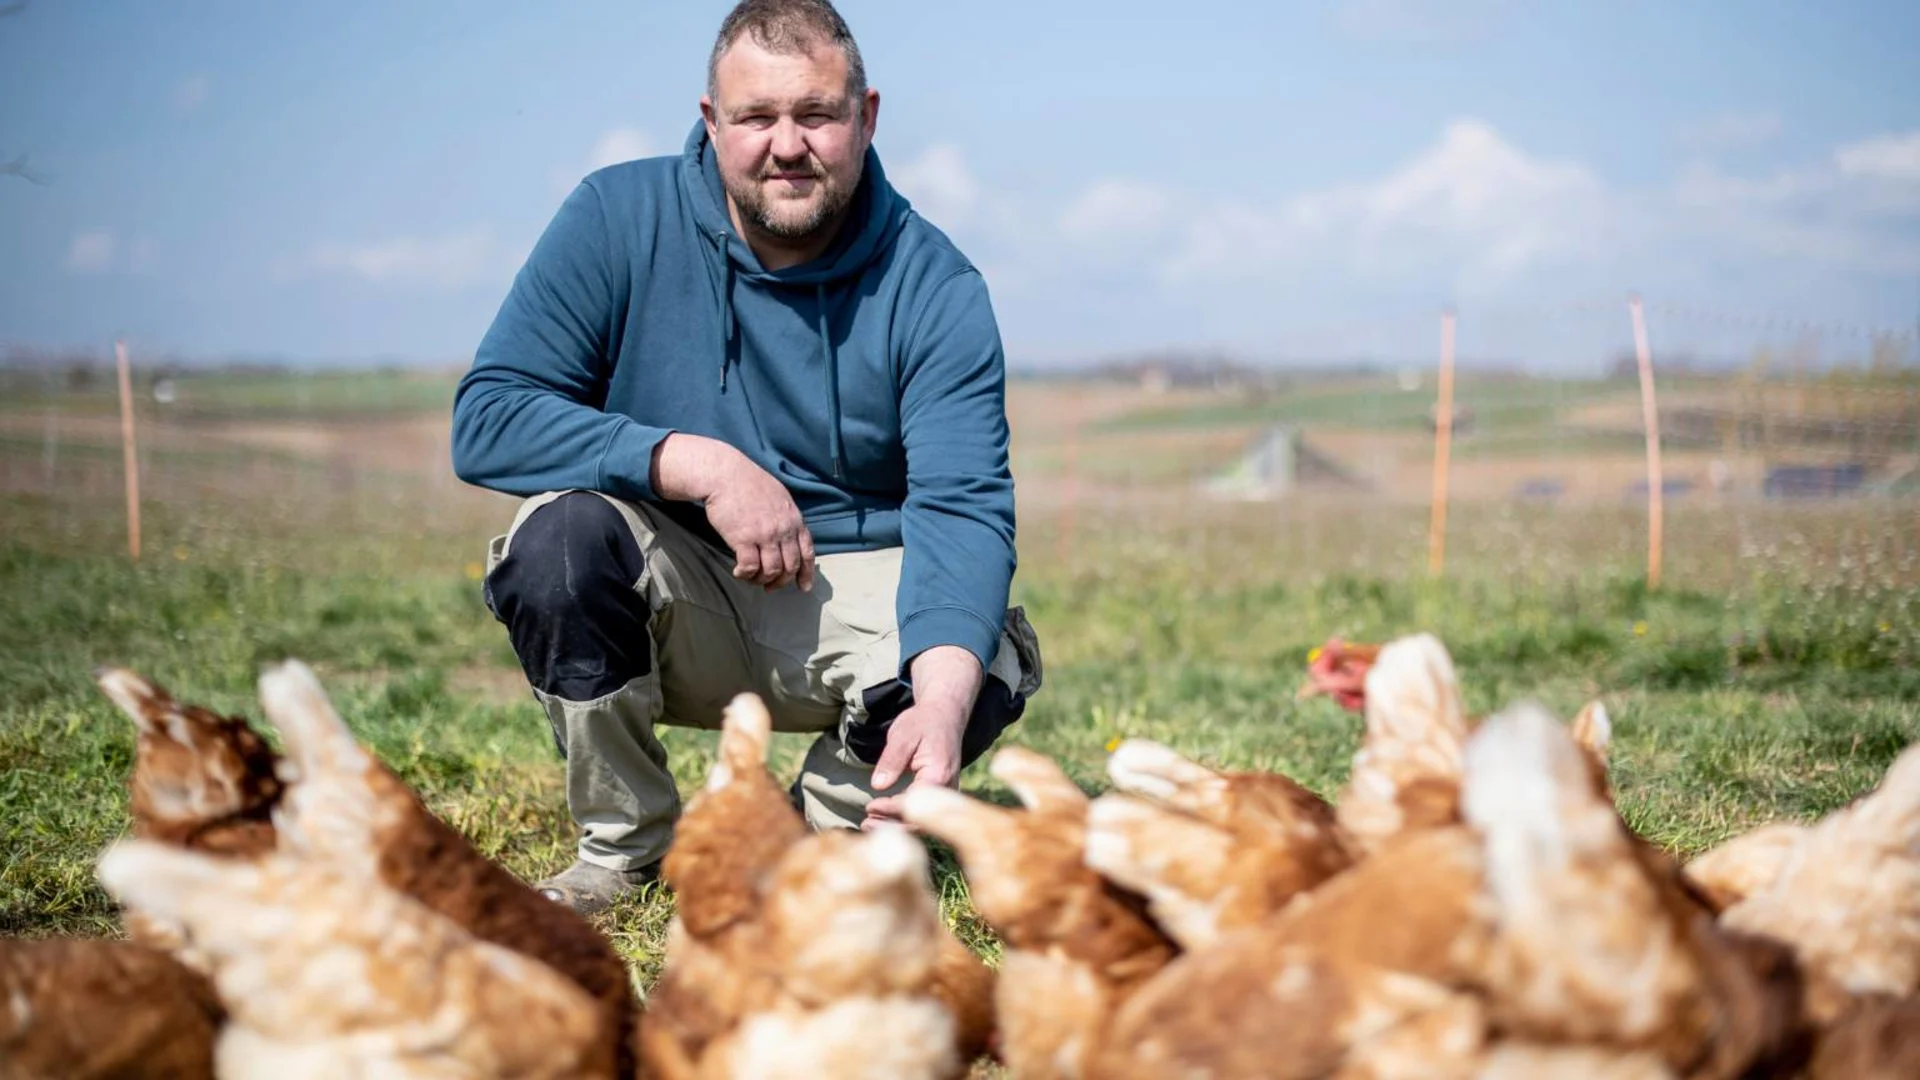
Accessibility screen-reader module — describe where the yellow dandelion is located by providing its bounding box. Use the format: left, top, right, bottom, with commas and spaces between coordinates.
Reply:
1632, 621, 1649, 637
464, 561, 485, 581
1104, 735, 1123, 754
172, 546, 189, 562
1880, 622, 1893, 634
1307, 646, 1324, 664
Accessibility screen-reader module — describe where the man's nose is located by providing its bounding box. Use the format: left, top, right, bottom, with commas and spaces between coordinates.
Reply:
769, 117, 808, 164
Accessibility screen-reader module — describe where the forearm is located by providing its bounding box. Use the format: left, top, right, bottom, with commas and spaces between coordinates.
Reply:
908, 645, 983, 715
649, 432, 743, 503
451, 374, 667, 500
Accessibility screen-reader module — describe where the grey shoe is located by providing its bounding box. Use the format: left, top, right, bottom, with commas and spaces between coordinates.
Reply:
534, 858, 662, 915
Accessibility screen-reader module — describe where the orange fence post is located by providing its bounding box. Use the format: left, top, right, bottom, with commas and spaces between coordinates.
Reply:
115, 339, 142, 561
1629, 295, 1663, 589
1427, 308, 1457, 577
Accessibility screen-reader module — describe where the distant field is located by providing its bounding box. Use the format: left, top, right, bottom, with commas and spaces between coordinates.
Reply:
3, 366, 1917, 1020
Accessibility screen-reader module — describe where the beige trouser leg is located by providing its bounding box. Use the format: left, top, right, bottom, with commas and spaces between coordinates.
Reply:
795, 734, 898, 832
489, 489, 1043, 864
533, 677, 675, 872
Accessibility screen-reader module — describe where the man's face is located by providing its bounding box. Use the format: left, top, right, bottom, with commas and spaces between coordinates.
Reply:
702, 37, 879, 243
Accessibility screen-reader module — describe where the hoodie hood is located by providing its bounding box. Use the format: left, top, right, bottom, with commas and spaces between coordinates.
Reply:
680, 120, 912, 479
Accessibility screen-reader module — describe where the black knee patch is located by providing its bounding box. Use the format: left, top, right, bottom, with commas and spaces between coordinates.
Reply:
484, 493, 653, 701
845, 675, 1027, 770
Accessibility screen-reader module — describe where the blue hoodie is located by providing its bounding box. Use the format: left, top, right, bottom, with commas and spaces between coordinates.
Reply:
452, 121, 1015, 675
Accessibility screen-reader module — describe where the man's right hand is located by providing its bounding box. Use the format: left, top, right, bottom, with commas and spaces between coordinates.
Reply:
650, 433, 816, 591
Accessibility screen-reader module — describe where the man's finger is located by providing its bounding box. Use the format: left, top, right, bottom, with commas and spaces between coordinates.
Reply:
733, 545, 763, 582
796, 528, 817, 593
870, 728, 918, 792
772, 534, 804, 591
754, 541, 787, 587
863, 794, 905, 830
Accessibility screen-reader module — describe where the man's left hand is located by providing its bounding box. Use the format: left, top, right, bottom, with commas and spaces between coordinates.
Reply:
862, 645, 982, 829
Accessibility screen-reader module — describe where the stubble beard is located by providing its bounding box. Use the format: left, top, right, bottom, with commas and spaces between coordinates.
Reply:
726, 157, 861, 243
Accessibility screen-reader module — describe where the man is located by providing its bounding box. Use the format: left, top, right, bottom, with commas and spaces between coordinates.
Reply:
451, 0, 1040, 914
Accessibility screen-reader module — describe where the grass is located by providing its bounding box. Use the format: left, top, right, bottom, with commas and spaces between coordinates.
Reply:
3, 376, 1919, 1009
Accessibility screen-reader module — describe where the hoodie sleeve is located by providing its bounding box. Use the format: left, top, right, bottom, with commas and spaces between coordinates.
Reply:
896, 268, 1016, 678
451, 180, 669, 502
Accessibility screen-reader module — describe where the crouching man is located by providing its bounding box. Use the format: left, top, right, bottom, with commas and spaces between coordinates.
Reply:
450, 0, 1041, 914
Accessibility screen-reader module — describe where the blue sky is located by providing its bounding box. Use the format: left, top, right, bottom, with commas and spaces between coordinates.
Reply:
2, 0, 1917, 371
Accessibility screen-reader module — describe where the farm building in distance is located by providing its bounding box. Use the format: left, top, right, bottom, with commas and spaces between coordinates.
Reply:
1203, 424, 1371, 501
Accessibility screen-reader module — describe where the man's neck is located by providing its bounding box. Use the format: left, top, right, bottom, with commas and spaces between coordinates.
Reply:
726, 197, 846, 272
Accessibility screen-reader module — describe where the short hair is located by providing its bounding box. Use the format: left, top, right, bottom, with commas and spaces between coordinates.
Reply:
707, 0, 868, 105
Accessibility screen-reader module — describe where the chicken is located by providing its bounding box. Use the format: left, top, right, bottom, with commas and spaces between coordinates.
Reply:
1808, 992, 1920, 1080
1720, 742, 1920, 1024
0, 937, 222, 1080
649, 826, 966, 1080
1312, 634, 1613, 853
253, 660, 639, 1077
1094, 937, 1489, 1080
1333, 634, 1475, 853
642, 692, 990, 1080
93, 667, 282, 968
1297, 639, 1381, 713
702, 827, 963, 1080
1082, 738, 1354, 948
1455, 704, 1794, 1080
94, 838, 611, 1079
1682, 823, 1807, 914
899, 748, 1177, 1080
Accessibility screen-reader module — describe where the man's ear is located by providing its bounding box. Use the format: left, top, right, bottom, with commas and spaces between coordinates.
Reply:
861, 88, 880, 142
701, 94, 720, 140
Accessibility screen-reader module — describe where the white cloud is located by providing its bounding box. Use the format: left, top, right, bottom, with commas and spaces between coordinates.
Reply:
889, 143, 978, 230
298, 227, 507, 290
65, 229, 115, 273
550, 128, 656, 194
1059, 180, 1171, 242
952, 118, 1920, 363
1836, 130, 1920, 182
172, 73, 211, 113
588, 127, 653, 170
1164, 118, 1607, 286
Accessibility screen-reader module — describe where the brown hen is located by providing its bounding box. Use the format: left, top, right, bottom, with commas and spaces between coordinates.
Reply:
96, 839, 611, 1079
900, 748, 1177, 1080
1083, 738, 1354, 948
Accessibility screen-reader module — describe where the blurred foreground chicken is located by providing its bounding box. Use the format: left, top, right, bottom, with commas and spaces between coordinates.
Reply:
251, 659, 640, 1075
1083, 738, 1353, 948
901, 748, 1177, 1080
94, 667, 283, 967
642, 692, 991, 1080
1455, 705, 1798, 1079
1089, 694, 1794, 1080
1808, 992, 1920, 1080
0, 937, 222, 1080
1304, 633, 1612, 853
1682, 823, 1807, 914
96, 839, 611, 1079
1719, 743, 1920, 1024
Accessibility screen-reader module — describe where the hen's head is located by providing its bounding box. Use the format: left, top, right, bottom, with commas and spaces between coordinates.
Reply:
1297, 639, 1382, 714
95, 667, 282, 832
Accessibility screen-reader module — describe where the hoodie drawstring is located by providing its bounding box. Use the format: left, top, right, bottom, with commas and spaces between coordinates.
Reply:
716, 232, 735, 391
816, 282, 845, 482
